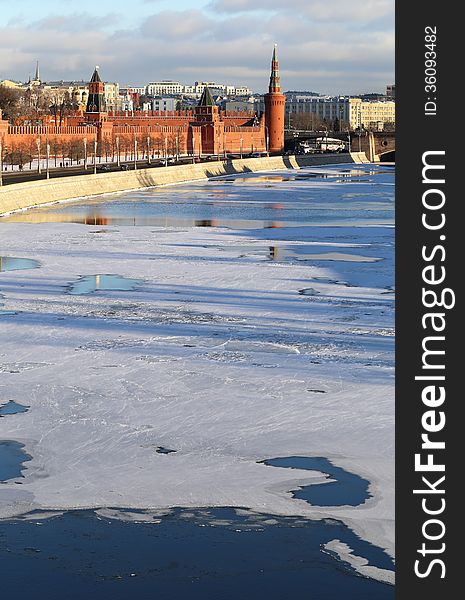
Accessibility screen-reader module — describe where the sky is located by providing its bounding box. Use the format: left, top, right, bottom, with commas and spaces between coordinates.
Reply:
0, 0, 394, 95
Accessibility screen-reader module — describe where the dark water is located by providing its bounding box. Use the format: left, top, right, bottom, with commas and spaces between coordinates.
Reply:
0, 257, 41, 272
0, 508, 394, 599
67, 274, 143, 295
156, 446, 177, 454
208, 243, 383, 263
262, 457, 370, 507
0, 440, 31, 481
0, 401, 29, 417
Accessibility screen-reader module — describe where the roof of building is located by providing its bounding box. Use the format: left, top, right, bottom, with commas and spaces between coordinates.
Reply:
198, 85, 214, 107
90, 67, 102, 83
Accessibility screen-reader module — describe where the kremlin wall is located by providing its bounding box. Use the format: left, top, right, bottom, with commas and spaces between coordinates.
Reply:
0, 48, 287, 161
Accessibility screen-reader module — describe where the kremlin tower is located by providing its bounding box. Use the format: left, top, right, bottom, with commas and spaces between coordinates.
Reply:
264, 44, 286, 155
86, 66, 106, 115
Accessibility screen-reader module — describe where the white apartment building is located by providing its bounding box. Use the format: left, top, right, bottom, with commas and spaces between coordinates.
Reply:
146, 81, 184, 95
143, 80, 251, 98
149, 97, 178, 113
193, 81, 252, 96
284, 95, 395, 130
104, 82, 121, 111
285, 96, 351, 126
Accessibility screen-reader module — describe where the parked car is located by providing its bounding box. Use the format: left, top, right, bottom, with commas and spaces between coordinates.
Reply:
120, 164, 130, 170
96, 164, 111, 172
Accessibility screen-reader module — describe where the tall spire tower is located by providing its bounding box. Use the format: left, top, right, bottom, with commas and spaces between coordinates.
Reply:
264, 44, 286, 154
86, 66, 107, 115
34, 60, 41, 83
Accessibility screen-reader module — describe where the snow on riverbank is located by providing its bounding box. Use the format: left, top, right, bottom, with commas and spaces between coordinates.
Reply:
0, 166, 394, 568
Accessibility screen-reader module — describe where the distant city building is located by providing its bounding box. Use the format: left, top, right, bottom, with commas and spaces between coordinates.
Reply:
0, 79, 22, 89
352, 98, 395, 130
282, 95, 395, 130
144, 80, 252, 99
147, 96, 178, 113
193, 81, 251, 97
146, 81, 184, 96
284, 95, 351, 127
220, 99, 256, 113
386, 84, 395, 99
26, 61, 42, 89
103, 82, 121, 111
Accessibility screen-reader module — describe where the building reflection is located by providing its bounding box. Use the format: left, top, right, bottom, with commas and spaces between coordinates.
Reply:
84, 213, 109, 226
194, 219, 219, 227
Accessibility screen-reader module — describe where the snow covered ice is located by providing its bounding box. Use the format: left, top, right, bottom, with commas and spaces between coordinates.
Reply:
0, 164, 395, 575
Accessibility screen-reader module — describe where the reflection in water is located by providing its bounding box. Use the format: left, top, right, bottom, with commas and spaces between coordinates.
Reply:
214, 172, 368, 183
194, 219, 219, 227
67, 274, 143, 295
0, 165, 394, 229
83, 214, 110, 226
218, 244, 382, 264
0, 257, 41, 272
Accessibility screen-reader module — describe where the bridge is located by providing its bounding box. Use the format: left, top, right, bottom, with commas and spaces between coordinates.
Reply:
284, 129, 395, 162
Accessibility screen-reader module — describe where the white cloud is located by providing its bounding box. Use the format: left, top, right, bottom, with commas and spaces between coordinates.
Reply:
0, 2, 394, 94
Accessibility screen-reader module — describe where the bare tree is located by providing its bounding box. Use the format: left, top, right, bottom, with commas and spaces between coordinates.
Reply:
66, 139, 85, 164
0, 86, 25, 122
289, 113, 325, 132
3, 141, 33, 170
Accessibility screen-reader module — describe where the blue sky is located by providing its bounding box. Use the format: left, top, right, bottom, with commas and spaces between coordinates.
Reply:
0, 0, 394, 94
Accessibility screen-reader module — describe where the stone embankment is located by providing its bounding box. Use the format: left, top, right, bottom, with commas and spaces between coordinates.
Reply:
0, 153, 364, 215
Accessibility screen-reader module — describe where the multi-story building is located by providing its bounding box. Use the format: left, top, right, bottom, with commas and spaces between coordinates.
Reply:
146, 96, 178, 113
352, 98, 395, 130
146, 81, 184, 96
284, 95, 351, 127
193, 81, 252, 97
143, 80, 252, 99
103, 82, 121, 111
283, 94, 395, 130
386, 84, 395, 99
0, 79, 22, 89
220, 99, 256, 113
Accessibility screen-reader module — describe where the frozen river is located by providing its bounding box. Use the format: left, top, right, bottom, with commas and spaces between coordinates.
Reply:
0, 163, 395, 593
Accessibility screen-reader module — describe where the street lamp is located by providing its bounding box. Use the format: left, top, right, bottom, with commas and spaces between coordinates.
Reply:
84, 137, 88, 170
265, 125, 270, 156
36, 137, 41, 174
147, 136, 151, 165
116, 136, 120, 167
133, 128, 137, 170
0, 138, 4, 187
164, 134, 168, 167
192, 133, 195, 164
46, 140, 50, 179
93, 136, 97, 174
321, 125, 328, 152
